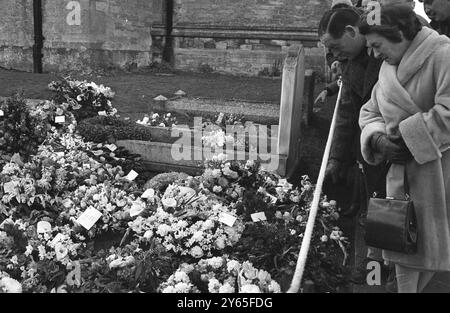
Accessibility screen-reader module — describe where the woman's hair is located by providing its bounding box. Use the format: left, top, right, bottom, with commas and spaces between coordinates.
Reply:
358, 4, 422, 42
318, 7, 361, 38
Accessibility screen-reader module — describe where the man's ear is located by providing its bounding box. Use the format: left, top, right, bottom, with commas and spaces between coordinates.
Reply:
344, 25, 357, 38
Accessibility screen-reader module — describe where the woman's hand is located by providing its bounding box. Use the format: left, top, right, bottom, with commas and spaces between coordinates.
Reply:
370, 132, 413, 164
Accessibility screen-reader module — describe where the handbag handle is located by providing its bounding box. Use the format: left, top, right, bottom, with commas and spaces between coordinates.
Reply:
385, 162, 410, 200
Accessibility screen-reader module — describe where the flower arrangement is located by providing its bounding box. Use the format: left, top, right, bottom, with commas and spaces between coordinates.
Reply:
128, 197, 245, 259
0, 84, 350, 293
136, 112, 177, 128
77, 116, 153, 144
159, 256, 281, 293
0, 95, 49, 159
48, 78, 116, 120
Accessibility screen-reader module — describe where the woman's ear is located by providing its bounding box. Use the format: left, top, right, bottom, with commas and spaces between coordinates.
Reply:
344, 25, 357, 38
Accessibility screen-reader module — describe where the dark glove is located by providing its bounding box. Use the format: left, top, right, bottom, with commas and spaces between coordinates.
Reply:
325, 159, 348, 184
370, 132, 413, 164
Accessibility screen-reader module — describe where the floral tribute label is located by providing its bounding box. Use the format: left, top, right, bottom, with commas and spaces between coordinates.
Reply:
76, 207, 102, 230
98, 111, 107, 116
55, 116, 65, 123
219, 213, 237, 227
51, 233, 65, 246
251, 212, 267, 222
0, 110, 4, 116
141, 188, 155, 199
125, 170, 139, 181
3, 181, 16, 194
105, 144, 117, 152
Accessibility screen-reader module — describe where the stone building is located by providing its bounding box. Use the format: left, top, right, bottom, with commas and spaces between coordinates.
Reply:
0, 0, 333, 76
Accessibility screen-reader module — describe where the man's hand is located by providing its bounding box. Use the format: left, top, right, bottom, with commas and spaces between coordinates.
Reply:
315, 90, 328, 104
370, 133, 413, 164
325, 159, 348, 184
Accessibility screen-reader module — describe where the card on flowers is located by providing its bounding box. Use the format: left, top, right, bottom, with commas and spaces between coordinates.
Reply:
3, 181, 16, 194
219, 213, 237, 227
55, 115, 65, 123
98, 111, 107, 116
76, 207, 102, 230
251, 212, 267, 222
105, 144, 117, 152
125, 170, 139, 181
0, 110, 4, 116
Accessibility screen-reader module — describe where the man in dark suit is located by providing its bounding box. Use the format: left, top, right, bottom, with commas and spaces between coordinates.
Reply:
319, 7, 389, 285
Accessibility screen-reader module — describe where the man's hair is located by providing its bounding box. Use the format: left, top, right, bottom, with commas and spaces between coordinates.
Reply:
359, 4, 422, 42
318, 7, 362, 38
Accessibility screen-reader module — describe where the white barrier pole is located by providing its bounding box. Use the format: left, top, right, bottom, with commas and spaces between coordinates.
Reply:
287, 77, 343, 293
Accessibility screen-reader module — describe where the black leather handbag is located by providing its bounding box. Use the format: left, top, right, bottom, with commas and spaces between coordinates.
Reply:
364, 165, 418, 254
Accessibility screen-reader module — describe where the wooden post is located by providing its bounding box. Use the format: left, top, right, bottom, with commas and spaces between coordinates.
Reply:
277, 45, 305, 177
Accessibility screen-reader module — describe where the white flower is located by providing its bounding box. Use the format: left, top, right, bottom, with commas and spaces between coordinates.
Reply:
240, 284, 261, 293
213, 185, 222, 193
242, 263, 258, 280
174, 282, 191, 293
257, 270, 271, 283
174, 271, 190, 283
192, 231, 204, 242
268, 280, 281, 293
202, 220, 214, 230
207, 257, 224, 269
245, 160, 255, 168
190, 246, 204, 258
214, 238, 226, 250
109, 258, 124, 269
10, 255, 18, 265
156, 224, 172, 237
0, 277, 22, 293
180, 263, 195, 274
162, 197, 177, 208
55, 243, 69, 261
211, 169, 222, 178
208, 278, 221, 293
143, 230, 153, 239
296, 215, 304, 223
162, 286, 176, 293
275, 211, 283, 219
321, 235, 329, 242
25, 245, 33, 256
219, 283, 235, 293
38, 245, 46, 260
227, 260, 241, 274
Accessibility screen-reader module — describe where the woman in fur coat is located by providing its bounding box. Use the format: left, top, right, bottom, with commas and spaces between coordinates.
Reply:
358, 5, 450, 292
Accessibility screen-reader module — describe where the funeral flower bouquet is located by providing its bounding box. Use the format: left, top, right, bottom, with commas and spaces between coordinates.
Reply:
158, 256, 281, 293
127, 185, 245, 259
48, 78, 117, 120
136, 112, 177, 128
